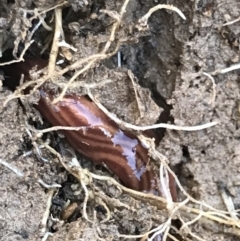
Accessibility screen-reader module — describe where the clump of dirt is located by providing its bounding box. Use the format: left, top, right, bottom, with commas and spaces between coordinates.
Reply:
0, 0, 240, 241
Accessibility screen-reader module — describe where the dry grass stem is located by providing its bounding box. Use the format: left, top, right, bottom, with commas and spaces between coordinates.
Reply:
48, 8, 62, 75
219, 186, 239, 222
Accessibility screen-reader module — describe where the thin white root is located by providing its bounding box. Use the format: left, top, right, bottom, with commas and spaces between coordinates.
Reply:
210, 62, 240, 75
223, 16, 240, 26
203, 72, 216, 107
38, 179, 61, 189
40, 189, 55, 236
88, 90, 218, 131
41, 232, 53, 241
0, 40, 34, 66
0, 158, 24, 177
139, 4, 186, 28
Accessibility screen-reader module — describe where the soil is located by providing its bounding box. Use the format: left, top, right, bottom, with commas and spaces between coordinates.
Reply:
0, 0, 240, 241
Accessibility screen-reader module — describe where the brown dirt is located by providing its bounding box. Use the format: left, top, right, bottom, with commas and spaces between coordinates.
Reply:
0, 0, 240, 241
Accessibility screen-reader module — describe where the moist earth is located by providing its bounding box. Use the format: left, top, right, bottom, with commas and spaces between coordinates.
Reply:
0, 0, 239, 241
